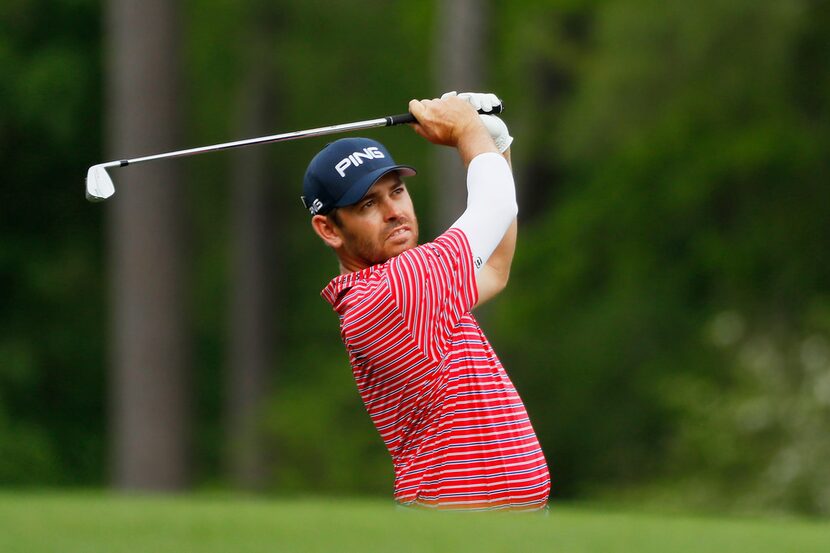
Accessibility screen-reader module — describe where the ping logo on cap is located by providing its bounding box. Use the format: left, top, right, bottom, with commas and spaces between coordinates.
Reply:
300, 196, 324, 215
335, 147, 385, 177
308, 198, 323, 215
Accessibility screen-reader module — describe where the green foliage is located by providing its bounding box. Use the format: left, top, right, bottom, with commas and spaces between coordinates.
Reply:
0, 0, 105, 486
662, 312, 830, 515
491, 0, 830, 512
261, 356, 392, 496
3, 0, 830, 517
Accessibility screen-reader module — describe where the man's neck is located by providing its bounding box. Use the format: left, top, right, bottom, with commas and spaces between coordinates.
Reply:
338, 257, 369, 275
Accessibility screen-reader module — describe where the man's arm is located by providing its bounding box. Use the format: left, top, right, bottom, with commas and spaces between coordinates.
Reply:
473, 148, 517, 307
475, 144, 519, 307
409, 96, 518, 305
440, 92, 518, 307
423, 92, 519, 307
407, 97, 498, 162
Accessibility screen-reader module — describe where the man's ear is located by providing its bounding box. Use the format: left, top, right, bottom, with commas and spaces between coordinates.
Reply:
311, 214, 343, 249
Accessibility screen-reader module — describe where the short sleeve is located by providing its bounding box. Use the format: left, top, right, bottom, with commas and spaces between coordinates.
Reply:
386, 228, 479, 361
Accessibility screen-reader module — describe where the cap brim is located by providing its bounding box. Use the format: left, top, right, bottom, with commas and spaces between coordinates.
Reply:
333, 165, 417, 208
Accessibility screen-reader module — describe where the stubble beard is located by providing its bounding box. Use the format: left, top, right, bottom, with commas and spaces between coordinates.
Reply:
343, 217, 419, 267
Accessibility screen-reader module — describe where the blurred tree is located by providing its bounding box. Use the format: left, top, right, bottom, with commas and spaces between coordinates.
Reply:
225, 1, 282, 491
107, 0, 191, 490
431, 0, 489, 232
492, 0, 830, 512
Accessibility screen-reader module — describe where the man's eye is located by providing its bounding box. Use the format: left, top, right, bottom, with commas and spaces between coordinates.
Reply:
361, 200, 374, 209
393, 187, 404, 195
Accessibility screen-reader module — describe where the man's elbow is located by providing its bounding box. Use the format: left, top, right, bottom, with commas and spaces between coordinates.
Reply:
491, 266, 512, 295
475, 269, 510, 308
500, 267, 512, 291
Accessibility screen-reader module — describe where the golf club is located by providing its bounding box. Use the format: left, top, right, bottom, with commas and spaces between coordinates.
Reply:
85, 104, 503, 202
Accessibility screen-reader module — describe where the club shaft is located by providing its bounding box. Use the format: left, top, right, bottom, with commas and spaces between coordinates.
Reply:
118, 117, 392, 168
103, 103, 501, 169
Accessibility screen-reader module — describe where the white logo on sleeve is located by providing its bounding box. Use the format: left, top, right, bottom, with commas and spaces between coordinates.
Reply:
474, 256, 483, 269
335, 147, 385, 177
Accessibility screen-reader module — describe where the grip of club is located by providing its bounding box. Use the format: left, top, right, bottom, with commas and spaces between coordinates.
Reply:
385, 103, 504, 126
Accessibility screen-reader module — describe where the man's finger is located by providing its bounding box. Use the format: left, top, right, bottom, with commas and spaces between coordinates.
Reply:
408, 99, 426, 122
458, 93, 481, 110
410, 123, 428, 139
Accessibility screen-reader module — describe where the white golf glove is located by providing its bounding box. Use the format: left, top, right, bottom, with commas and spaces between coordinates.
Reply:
441, 91, 513, 153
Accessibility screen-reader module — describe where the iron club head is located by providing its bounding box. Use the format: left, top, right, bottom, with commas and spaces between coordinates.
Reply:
86, 164, 116, 202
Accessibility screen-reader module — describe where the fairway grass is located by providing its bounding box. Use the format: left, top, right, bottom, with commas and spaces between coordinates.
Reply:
0, 492, 828, 552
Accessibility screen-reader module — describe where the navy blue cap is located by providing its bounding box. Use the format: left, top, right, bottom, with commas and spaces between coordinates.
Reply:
302, 137, 416, 216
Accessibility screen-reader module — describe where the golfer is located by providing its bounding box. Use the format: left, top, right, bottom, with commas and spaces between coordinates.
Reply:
302, 92, 550, 510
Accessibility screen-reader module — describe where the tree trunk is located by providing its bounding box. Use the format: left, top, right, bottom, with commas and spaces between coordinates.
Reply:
226, 67, 277, 491
432, 0, 489, 232
225, 5, 281, 490
107, 0, 190, 491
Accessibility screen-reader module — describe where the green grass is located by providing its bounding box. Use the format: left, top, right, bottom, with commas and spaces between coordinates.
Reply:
0, 492, 827, 552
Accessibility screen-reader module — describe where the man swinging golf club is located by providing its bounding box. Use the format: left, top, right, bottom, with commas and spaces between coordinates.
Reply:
303, 92, 550, 511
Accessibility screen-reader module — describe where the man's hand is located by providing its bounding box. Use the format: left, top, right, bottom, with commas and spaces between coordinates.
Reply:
441, 90, 501, 112
407, 97, 485, 146
408, 97, 498, 165
442, 91, 513, 153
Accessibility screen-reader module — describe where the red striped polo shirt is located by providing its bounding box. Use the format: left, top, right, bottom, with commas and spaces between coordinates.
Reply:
322, 228, 550, 510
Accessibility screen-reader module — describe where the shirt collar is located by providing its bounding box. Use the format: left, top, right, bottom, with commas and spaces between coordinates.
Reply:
321, 265, 378, 307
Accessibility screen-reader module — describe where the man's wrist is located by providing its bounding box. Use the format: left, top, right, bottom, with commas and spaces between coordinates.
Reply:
456, 120, 499, 166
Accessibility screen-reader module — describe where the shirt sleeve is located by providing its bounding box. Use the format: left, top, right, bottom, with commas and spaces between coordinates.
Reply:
386, 228, 479, 361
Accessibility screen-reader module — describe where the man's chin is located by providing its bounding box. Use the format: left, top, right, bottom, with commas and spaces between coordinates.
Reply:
396, 233, 418, 249
384, 238, 417, 260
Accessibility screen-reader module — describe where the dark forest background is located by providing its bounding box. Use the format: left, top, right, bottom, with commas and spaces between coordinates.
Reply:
1, 0, 829, 516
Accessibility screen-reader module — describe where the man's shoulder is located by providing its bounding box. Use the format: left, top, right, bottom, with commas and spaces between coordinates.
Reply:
392, 228, 471, 267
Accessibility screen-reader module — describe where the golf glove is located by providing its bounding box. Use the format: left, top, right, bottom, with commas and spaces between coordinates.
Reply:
441, 91, 514, 153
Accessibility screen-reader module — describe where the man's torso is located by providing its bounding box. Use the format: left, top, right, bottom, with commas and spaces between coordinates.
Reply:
322, 229, 550, 510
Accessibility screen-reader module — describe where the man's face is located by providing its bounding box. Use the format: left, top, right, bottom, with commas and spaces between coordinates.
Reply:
329, 172, 419, 269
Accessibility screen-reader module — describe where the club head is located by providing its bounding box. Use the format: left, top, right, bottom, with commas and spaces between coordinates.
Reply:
86, 165, 115, 202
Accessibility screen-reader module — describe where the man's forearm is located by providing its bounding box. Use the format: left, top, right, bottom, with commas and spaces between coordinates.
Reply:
493, 148, 517, 274
470, 145, 518, 306
452, 151, 517, 262
484, 217, 517, 278
456, 125, 500, 167
486, 147, 517, 274
409, 94, 518, 288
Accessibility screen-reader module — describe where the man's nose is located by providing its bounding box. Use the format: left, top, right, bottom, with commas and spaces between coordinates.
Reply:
382, 200, 403, 221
